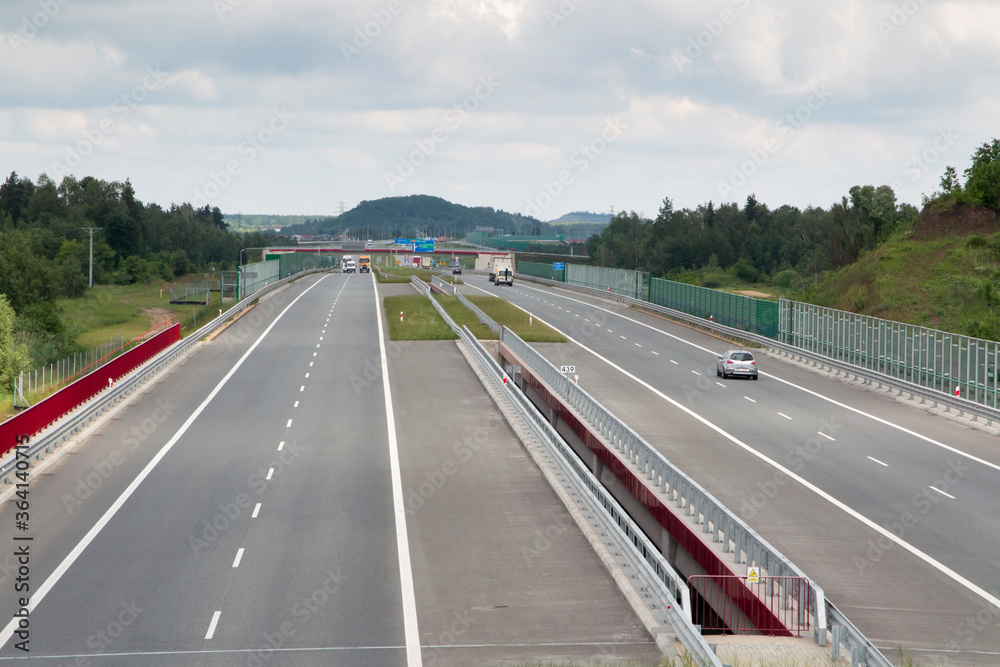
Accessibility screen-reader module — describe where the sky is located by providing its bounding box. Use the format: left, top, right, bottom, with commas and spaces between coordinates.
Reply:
2, 0, 998, 222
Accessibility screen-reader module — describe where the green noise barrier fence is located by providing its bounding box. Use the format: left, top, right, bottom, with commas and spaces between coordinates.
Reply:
648, 278, 779, 338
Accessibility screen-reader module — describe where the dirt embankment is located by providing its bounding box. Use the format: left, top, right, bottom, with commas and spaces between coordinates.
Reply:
910, 201, 999, 240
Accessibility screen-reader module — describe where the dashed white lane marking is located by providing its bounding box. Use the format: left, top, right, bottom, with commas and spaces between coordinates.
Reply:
205, 611, 221, 639
778, 412, 792, 420
651, 351, 659, 356
309, 362, 314, 367
286, 419, 292, 428
266, 468, 274, 480
691, 371, 701, 376
868, 456, 889, 467
818, 432, 836, 441
305, 373, 310, 378
635, 343, 642, 348
278, 441, 284, 451
928, 486, 955, 500
293, 401, 299, 408
313, 352, 317, 357
0, 274, 333, 652
745, 396, 757, 403
319, 337, 323, 341
491, 287, 1000, 614
300, 386, 305, 392
316, 344, 321, 348
607, 329, 613, 333
252, 503, 261, 518
716, 382, 726, 387
670, 360, 678, 365
232, 548, 245, 568
620, 335, 627, 340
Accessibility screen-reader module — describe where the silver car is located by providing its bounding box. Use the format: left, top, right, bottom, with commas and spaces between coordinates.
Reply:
717, 350, 758, 380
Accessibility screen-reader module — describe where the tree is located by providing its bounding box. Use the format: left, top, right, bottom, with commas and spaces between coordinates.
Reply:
0, 294, 30, 392
963, 138, 1000, 211
940, 166, 962, 195
0, 172, 29, 226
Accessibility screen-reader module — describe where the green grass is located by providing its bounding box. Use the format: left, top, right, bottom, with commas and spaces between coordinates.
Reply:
384, 295, 457, 340
809, 231, 1000, 337
468, 295, 566, 342
375, 266, 438, 282
56, 281, 233, 347
436, 294, 566, 342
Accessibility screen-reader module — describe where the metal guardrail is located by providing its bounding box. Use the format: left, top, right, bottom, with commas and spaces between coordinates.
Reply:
513, 273, 1000, 428
430, 275, 456, 295
0, 267, 329, 483
510, 272, 896, 666
415, 284, 722, 665
454, 289, 502, 338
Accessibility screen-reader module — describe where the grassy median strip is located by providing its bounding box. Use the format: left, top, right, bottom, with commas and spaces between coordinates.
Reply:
437, 293, 566, 342
384, 295, 457, 340
467, 295, 566, 342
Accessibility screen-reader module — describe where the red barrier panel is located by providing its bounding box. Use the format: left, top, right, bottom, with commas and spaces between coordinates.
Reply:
1, 323, 181, 458
499, 341, 794, 637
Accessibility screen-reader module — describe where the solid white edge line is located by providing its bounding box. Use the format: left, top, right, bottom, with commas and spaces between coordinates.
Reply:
481, 296, 1000, 613
232, 548, 245, 568
0, 275, 330, 649
513, 281, 1000, 476
205, 611, 221, 639
373, 275, 422, 666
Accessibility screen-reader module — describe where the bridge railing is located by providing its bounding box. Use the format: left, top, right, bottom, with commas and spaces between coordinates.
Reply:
413, 284, 723, 666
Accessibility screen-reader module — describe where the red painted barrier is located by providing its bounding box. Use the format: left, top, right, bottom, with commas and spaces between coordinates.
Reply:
1, 323, 181, 458
499, 341, 794, 637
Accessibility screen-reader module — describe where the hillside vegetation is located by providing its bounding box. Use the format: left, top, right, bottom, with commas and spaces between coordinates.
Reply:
585, 137, 1000, 340
810, 200, 1000, 339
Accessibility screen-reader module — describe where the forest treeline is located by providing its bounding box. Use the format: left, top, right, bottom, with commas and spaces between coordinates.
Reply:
0, 172, 291, 378
585, 138, 1000, 290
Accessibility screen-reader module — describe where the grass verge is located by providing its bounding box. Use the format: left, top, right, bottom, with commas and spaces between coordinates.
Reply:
467, 295, 567, 342
384, 295, 457, 340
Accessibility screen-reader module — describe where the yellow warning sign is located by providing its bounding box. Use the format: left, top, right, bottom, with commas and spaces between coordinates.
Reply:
747, 567, 760, 584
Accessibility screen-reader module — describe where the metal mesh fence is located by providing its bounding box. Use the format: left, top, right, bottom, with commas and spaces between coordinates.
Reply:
779, 300, 1000, 407
649, 278, 779, 338
168, 281, 212, 304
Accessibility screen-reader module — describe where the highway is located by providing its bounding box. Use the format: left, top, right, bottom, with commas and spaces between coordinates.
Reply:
461, 273, 1000, 664
0, 272, 661, 666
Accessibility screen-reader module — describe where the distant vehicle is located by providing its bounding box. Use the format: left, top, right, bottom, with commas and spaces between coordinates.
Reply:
452, 266, 462, 275
366, 239, 372, 248
489, 256, 513, 284
359, 255, 371, 273
342, 255, 355, 273
420, 256, 431, 269
717, 350, 758, 380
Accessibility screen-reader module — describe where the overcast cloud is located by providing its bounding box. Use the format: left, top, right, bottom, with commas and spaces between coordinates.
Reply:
2, 0, 997, 220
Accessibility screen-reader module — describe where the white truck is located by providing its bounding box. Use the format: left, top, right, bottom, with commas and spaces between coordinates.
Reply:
342, 255, 355, 273
490, 256, 513, 286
